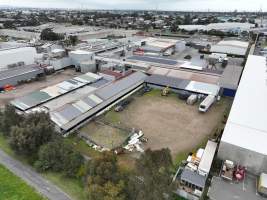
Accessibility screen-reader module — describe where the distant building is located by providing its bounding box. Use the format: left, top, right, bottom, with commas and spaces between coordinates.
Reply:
210, 40, 249, 57
0, 47, 38, 71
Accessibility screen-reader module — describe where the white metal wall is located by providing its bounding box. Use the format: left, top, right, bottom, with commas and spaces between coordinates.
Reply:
218, 141, 267, 175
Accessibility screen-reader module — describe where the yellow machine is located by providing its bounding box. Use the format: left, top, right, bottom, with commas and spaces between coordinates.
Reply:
161, 86, 170, 96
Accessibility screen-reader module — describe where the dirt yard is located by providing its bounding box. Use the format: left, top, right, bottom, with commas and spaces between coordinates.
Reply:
0, 69, 81, 108
97, 90, 232, 156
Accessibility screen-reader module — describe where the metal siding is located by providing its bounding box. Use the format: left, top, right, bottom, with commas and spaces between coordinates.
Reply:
223, 88, 236, 97
57, 105, 82, 121
127, 55, 178, 65
218, 141, 267, 175
95, 72, 147, 100
0, 69, 43, 88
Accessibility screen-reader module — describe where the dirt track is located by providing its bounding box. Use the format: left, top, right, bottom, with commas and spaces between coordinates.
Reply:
120, 92, 231, 155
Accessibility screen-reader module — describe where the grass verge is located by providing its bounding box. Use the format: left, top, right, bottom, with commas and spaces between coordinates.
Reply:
0, 134, 87, 200
42, 172, 87, 200
0, 164, 46, 200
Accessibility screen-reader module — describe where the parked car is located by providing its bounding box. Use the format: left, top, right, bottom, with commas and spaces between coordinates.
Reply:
187, 94, 198, 105
184, 55, 192, 60
178, 91, 191, 100
114, 98, 133, 112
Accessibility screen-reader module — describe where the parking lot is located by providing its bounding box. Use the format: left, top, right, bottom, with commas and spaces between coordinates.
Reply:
208, 175, 265, 200
0, 69, 81, 108
82, 90, 232, 156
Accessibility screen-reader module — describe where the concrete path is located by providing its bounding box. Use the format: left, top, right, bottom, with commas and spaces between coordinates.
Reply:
0, 149, 72, 200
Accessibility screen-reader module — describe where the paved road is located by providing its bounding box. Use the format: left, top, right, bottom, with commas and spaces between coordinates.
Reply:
0, 149, 72, 200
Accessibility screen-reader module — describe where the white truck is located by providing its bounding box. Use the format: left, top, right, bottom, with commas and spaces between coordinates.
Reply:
199, 95, 216, 112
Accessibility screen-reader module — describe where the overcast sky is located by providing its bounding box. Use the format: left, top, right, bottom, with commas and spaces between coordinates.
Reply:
0, 0, 266, 11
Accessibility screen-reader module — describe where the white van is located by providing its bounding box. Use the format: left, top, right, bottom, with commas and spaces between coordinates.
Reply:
199, 95, 216, 112
187, 94, 198, 105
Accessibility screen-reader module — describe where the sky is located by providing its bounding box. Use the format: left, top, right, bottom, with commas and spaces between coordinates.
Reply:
0, 0, 266, 11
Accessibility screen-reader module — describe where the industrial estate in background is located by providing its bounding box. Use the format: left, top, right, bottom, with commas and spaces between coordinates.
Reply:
0, 6, 267, 200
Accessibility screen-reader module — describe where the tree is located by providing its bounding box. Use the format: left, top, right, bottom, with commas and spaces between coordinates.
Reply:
9, 112, 55, 156
3, 21, 15, 29
129, 148, 175, 200
0, 105, 22, 136
69, 35, 78, 46
88, 181, 126, 200
40, 28, 64, 41
86, 152, 128, 200
35, 139, 84, 178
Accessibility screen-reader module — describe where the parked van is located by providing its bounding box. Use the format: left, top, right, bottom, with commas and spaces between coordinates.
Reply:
258, 173, 267, 197
199, 95, 216, 112
187, 94, 198, 105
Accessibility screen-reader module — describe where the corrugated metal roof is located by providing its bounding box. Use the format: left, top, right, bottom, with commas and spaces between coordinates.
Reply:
57, 104, 82, 121
51, 72, 147, 131
0, 65, 43, 81
211, 40, 249, 56
198, 141, 217, 175
82, 96, 98, 107
146, 74, 220, 96
11, 91, 52, 110
219, 65, 243, 90
88, 94, 103, 104
185, 81, 219, 96
11, 72, 103, 111
72, 100, 92, 113
146, 74, 190, 89
127, 55, 178, 66
95, 71, 147, 100
181, 168, 207, 188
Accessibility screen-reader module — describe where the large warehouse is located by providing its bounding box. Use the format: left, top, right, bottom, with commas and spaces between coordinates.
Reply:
218, 55, 267, 175
50, 71, 147, 133
0, 47, 38, 71
0, 65, 44, 88
210, 40, 249, 57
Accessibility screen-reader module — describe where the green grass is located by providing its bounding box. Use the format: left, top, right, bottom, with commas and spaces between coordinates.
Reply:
42, 172, 87, 200
0, 164, 46, 200
64, 136, 101, 159
0, 134, 87, 200
103, 110, 121, 124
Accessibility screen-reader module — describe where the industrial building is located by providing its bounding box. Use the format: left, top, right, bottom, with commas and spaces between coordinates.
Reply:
218, 55, 267, 175
69, 50, 96, 72
10, 72, 102, 111
218, 65, 243, 97
133, 37, 178, 55
50, 71, 147, 133
11, 71, 147, 134
0, 65, 44, 88
178, 22, 254, 33
0, 47, 38, 71
145, 74, 220, 96
210, 40, 249, 57
175, 141, 217, 200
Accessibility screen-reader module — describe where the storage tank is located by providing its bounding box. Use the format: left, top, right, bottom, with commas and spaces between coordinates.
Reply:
80, 60, 96, 73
